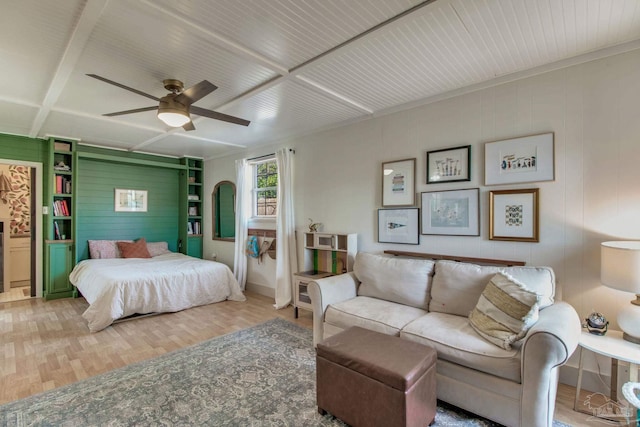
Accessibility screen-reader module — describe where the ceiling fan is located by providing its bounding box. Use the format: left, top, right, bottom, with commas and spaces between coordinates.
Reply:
86, 74, 250, 131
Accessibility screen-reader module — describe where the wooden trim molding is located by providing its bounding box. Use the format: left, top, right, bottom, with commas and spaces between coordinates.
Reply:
247, 228, 276, 238
383, 250, 525, 266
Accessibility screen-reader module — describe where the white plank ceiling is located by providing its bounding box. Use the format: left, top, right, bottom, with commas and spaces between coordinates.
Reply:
2, 0, 640, 159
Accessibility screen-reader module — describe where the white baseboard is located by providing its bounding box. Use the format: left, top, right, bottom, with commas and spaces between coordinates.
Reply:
245, 282, 275, 299
560, 364, 609, 395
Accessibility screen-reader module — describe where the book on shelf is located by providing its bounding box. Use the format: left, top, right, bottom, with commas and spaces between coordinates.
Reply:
54, 176, 72, 194
194, 221, 201, 235
53, 221, 61, 240
53, 199, 70, 216
187, 222, 193, 235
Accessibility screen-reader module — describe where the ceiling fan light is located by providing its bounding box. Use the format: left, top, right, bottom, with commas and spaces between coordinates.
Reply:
158, 94, 190, 127
158, 110, 190, 127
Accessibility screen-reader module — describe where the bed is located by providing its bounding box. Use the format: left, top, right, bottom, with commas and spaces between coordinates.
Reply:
69, 243, 246, 332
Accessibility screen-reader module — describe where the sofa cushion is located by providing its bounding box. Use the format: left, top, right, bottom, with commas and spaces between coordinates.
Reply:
469, 273, 540, 350
325, 296, 428, 336
355, 253, 435, 309
401, 312, 522, 382
429, 260, 555, 316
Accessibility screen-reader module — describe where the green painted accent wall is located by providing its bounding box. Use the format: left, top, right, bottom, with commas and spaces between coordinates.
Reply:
0, 134, 47, 164
75, 158, 181, 261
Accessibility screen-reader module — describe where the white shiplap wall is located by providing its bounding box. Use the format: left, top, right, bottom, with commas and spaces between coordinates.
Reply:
205, 47, 640, 386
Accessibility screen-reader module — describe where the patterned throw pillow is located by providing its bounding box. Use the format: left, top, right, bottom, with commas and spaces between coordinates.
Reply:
88, 240, 133, 259
117, 238, 152, 259
469, 273, 540, 350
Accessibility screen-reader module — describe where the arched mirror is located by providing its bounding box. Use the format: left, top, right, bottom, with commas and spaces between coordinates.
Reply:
212, 181, 236, 241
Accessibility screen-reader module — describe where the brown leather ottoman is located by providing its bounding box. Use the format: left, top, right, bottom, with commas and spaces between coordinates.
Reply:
316, 326, 437, 427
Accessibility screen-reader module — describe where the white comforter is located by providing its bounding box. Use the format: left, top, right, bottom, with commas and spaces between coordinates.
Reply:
69, 253, 246, 332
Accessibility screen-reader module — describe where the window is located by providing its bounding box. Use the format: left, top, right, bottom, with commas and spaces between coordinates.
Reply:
253, 159, 278, 217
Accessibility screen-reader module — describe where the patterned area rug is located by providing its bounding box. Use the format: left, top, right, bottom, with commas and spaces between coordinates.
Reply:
0, 318, 571, 426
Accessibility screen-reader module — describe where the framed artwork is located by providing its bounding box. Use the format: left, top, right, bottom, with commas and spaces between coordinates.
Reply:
114, 189, 147, 212
489, 188, 539, 242
484, 132, 554, 185
421, 188, 479, 236
426, 145, 471, 184
382, 158, 416, 207
378, 208, 419, 245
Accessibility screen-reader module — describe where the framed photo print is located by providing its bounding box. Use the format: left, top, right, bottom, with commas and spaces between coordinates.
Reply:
421, 188, 479, 236
378, 208, 419, 245
484, 132, 554, 185
489, 188, 539, 242
114, 189, 147, 212
426, 145, 471, 184
382, 158, 416, 207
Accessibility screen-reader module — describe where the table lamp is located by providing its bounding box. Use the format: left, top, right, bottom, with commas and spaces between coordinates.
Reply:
601, 241, 640, 344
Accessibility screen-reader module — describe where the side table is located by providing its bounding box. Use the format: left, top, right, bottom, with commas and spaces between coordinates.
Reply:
574, 330, 640, 424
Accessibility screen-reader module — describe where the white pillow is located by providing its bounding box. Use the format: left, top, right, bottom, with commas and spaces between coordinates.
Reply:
88, 240, 132, 259
146, 241, 171, 257
468, 273, 540, 350
430, 260, 555, 316
354, 252, 435, 310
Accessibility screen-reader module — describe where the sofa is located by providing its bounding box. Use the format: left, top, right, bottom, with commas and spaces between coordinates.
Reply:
308, 252, 581, 427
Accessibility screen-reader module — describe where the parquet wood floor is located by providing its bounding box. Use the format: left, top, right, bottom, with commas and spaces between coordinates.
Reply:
0, 293, 612, 425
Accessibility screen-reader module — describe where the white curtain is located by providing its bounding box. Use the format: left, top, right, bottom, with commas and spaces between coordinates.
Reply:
233, 158, 251, 290
274, 148, 297, 309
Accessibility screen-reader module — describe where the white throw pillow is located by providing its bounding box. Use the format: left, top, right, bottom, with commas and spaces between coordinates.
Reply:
146, 241, 171, 257
354, 252, 435, 310
469, 273, 540, 350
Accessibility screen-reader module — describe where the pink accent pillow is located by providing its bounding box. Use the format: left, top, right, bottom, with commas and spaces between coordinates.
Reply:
88, 240, 133, 259
146, 241, 170, 257
117, 238, 151, 259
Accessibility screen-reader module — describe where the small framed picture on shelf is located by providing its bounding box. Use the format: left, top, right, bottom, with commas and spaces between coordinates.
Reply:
426, 145, 471, 184
382, 158, 416, 207
188, 206, 198, 216
187, 222, 194, 235
378, 208, 419, 245
489, 188, 539, 242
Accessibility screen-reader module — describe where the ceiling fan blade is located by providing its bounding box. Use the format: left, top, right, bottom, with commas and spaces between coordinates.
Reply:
87, 74, 161, 102
191, 106, 250, 126
103, 106, 158, 117
182, 121, 196, 131
174, 80, 217, 105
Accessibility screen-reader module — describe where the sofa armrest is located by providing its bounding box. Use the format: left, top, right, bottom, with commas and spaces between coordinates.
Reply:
308, 272, 359, 347
520, 301, 581, 426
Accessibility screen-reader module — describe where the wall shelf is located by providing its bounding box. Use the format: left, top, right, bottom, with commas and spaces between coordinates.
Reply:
294, 231, 357, 318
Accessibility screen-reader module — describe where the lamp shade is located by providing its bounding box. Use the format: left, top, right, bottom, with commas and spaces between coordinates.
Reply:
157, 94, 190, 127
157, 111, 190, 127
601, 241, 640, 294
